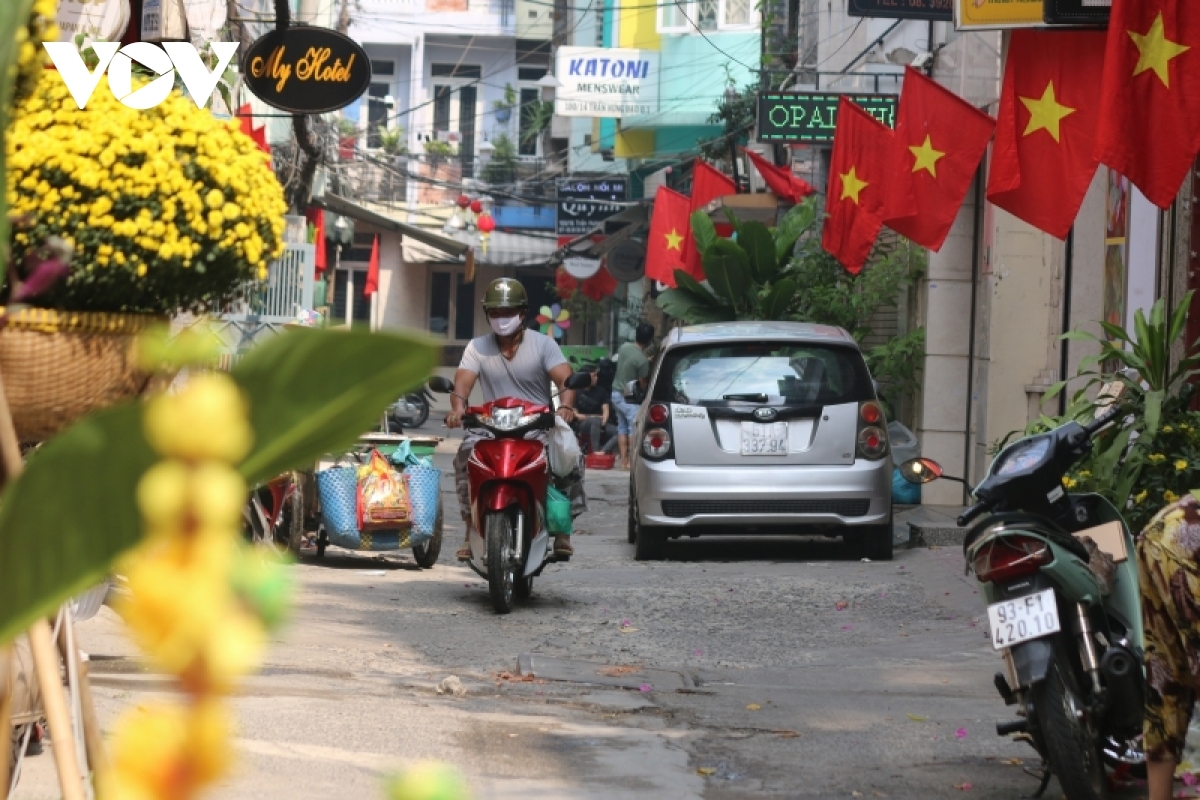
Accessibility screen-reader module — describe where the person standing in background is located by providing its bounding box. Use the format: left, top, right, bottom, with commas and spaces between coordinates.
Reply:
611, 323, 654, 471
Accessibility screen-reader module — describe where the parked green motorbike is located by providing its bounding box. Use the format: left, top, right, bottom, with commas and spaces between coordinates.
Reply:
902, 404, 1145, 800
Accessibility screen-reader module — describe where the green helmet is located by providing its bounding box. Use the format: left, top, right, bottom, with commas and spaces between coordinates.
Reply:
481, 277, 528, 311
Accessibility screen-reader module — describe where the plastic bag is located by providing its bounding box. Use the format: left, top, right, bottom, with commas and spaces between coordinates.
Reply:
892, 468, 921, 505
546, 485, 573, 535
357, 449, 411, 530
549, 416, 582, 478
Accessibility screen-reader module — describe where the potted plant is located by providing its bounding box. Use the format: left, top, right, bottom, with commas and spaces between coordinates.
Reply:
3, 41, 287, 441
520, 99, 554, 154
423, 139, 457, 168
378, 127, 407, 156
481, 133, 519, 185
493, 83, 517, 123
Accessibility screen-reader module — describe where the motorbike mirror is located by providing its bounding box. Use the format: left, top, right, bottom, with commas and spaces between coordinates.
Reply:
899, 457, 944, 485
564, 372, 594, 390
427, 376, 455, 393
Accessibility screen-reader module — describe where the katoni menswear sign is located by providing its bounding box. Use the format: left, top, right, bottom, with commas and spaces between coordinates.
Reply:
554, 46, 660, 118
757, 92, 897, 143
241, 27, 371, 114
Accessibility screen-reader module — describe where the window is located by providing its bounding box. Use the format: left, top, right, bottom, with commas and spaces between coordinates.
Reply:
331, 268, 372, 326
518, 67, 547, 81
431, 63, 482, 79
428, 271, 475, 340
371, 59, 395, 76
518, 87, 541, 156
653, 343, 873, 406
367, 83, 391, 148
433, 86, 453, 134
659, 0, 753, 31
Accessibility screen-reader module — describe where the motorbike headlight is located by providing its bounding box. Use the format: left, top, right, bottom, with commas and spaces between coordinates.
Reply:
485, 408, 541, 431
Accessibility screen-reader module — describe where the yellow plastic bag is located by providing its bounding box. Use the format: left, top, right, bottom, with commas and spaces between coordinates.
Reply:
356, 449, 411, 530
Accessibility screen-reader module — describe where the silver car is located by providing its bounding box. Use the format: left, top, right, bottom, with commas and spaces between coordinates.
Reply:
629, 322, 893, 560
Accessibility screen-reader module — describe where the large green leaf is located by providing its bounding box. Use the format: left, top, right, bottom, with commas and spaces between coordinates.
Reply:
0, 0, 37, 280
234, 328, 439, 485
690, 210, 717, 255
739, 221, 777, 284
774, 199, 816, 263
0, 403, 157, 644
762, 277, 797, 320
703, 240, 750, 306
1144, 389, 1163, 437
673, 270, 724, 307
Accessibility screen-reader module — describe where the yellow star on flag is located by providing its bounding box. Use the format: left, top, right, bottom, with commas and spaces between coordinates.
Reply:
1129, 12, 1190, 87
909, 135, 946, 177
1019, 82, 1075, 143
664, 228, 683, 251
839, 166, 868, 204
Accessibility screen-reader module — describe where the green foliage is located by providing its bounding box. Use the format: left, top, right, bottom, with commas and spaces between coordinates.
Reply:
997, 294, 1200, 528
424, 139, 457, 158
1, 0, 38, 278
481, 133, 519, 183
493, 83, 518, 111
654, 195, 926, 415
701, 80, 757, 162
0, 328, 439, 645
520, 100, 554, 149
378, 127, 406, 155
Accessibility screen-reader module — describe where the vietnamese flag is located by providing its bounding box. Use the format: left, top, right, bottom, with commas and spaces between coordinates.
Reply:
683, 161, 737, 279
741, 147, 814, 204
1096, 0, 1200, 208
645, 186, 690, 287
986, 30, 1106, 239
822, 97, 909, 274
363, 233, 380, 297
237, 103, 271, 155
305, 207, 327, 276
884, 68, 995, 251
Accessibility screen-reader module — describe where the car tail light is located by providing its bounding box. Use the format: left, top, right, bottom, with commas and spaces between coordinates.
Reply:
642, 428, 672, 459
972, 535, 1052, 583
648, 403, 670, 425
856, 401, 888, 460
860, 401, 883, 425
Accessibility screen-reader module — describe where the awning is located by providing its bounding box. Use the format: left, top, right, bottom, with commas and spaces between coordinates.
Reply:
316, 194, 471, 259
405, 228, 559, 268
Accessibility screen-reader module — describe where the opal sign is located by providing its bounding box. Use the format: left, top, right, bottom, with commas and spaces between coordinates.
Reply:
554, 46, 659, 118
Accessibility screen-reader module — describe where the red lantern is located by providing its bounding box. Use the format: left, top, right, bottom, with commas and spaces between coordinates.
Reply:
477, 213, 496, 233
456, 195, 471, 209
470, 199, 483, 214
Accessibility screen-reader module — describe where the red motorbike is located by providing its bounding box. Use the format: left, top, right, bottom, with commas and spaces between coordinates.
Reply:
429, 373, 589, 613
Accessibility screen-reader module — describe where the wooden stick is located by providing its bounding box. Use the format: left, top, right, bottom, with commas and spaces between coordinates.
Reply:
28, 619, 85, 800
55, 617, 110, 787
0, 370, 24, 481
0, 645, 12, 800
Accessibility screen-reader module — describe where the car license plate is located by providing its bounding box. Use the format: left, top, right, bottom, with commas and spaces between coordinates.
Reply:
740, 422, 788, 456
987, 588, 1060, 650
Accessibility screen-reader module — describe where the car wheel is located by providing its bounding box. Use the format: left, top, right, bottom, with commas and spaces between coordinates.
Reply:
850, 517, 894, 561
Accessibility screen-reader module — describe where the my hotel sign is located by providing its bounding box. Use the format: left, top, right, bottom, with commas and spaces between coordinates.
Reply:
241, 26, 371, 115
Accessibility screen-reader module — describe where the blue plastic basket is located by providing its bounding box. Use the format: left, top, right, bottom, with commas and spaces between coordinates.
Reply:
316, 465, 417, 551
405, 464, 441, 545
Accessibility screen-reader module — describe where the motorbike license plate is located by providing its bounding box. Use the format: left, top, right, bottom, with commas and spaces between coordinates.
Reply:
740, 422, 788, 456
987, 588, 1060, 650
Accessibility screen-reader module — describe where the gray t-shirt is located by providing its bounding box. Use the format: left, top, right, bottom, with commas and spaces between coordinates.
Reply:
459, 330, 568, 406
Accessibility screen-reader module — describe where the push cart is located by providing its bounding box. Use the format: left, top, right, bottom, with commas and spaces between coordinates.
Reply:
311, 432, 445, 567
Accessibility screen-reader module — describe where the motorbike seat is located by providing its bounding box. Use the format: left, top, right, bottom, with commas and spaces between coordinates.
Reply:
962, 511, 1091, 563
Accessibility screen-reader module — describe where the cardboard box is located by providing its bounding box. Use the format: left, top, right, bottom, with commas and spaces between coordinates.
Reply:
1073, 521, 1128, 563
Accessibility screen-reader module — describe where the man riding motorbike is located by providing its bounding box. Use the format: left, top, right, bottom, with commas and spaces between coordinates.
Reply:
445, 278, 581, 561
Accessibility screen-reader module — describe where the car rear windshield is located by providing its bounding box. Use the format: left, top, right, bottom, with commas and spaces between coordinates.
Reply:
652, 342, 873, 406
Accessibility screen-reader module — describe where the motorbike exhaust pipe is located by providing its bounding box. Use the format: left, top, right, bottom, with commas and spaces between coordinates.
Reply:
1099, 644, 1143, 731
996, 719, 1028, 736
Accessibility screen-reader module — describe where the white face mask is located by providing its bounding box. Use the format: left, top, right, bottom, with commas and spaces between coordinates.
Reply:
489, 313, 523, 337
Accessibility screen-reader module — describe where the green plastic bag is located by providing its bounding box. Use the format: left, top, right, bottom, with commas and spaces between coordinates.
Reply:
546, 485, 572, 535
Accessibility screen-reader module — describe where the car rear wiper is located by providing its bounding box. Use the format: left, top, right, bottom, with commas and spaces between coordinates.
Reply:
723, 393, 769, 402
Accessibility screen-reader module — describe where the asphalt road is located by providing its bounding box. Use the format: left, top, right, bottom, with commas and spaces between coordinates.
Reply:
13, 449, 1145, 800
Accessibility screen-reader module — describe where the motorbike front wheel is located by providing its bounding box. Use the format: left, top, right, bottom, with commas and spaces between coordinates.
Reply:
1031, 642, 1107, 800
485, 511, 516, 614
407, 393, 430, 429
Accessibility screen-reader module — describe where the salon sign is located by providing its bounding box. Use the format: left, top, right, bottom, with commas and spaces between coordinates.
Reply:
554, 46, 660, 119
241, 26, 371, 114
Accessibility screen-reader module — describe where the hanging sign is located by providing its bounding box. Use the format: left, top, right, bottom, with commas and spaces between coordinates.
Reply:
563, 257, 602, 279
757, 92, 897, 143
554, 46, 660, 118
1042, 0, 1109, 25
241, 27, 371, 114
556, 177, 628, 235
849, 0, 951, 21
56, 0, 130, 43
954, 0, 1046, 29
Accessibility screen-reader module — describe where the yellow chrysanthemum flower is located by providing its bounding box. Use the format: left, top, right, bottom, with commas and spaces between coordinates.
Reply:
1176, 460, 1189, 471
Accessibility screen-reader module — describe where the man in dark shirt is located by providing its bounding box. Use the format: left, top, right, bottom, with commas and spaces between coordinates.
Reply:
572, 367, 616, 454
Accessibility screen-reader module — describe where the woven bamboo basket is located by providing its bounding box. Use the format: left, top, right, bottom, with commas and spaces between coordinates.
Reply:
0, 308, 163, 442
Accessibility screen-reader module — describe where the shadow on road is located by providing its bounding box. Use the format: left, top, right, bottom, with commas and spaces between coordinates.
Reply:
296, 547, 423, 572
652, 534, 871, 563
